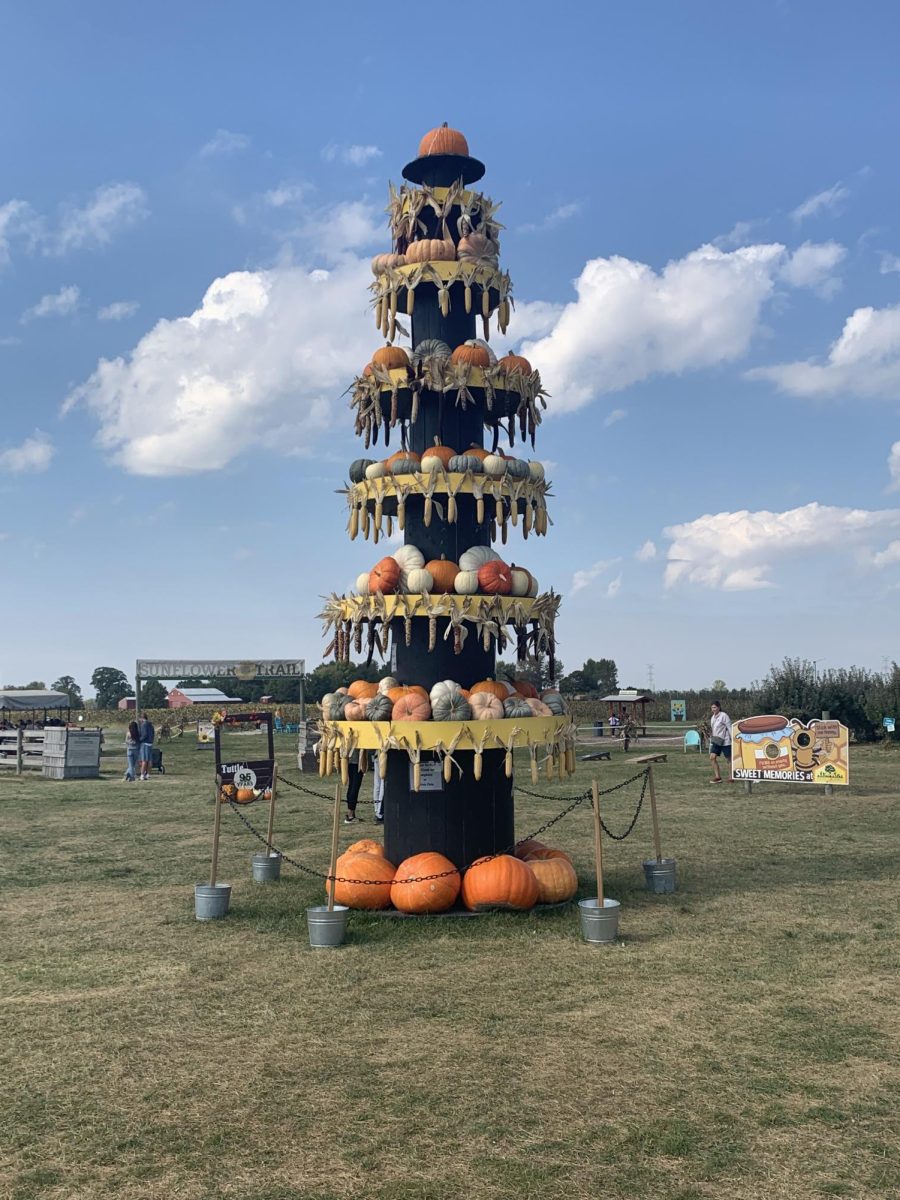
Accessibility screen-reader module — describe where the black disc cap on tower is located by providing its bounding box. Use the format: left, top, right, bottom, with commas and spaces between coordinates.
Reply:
402, 153, 486, 187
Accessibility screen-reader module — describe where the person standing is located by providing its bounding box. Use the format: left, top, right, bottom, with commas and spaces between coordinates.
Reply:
373, 754, 384, 824
124, 720, 140, 782
344, 749, 364, 822
709, 700, 732, 783
138, 711, 155, 782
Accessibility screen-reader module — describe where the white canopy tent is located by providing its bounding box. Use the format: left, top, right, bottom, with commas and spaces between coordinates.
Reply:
0, 689, 71, 715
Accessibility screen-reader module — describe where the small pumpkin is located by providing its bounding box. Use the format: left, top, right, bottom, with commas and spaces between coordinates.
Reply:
527, 461, 545, 481
498, 352, 532, 376
369, 556, 401, 594
377, 675, 399, 695
477, 560, 512, 595
410, 339, 451, 364
469, 692, 505, 720
348, 680, 379, 700
328, 851, 395, 910
365, 461, 387, 480
461, 854, 539, 912
512, 679, 539, 699
451, 340, 492, 370
372, 345, 410, 370
425, 556, 459, 595
391, 852, 461, 913
394, 544, 425, 573
453, 570, 480, 595
356, 572, 371, 595
525, 699, 553, 717
405, 238, 456, 264
403, 567, 434, 594
371, 252, 407, 275
392, 692, 432, 721
386, 449, 421, 471
506, 457, 530, 480
503, 696, 533, 719
349, 458, 375, 483
418, 122, 469, 157
459, 545, 500, 572
457, 232, 499, 262
509, 566, 536, 597
470, 680, 509, 701
421, 439, 456, 471
365, 693, 394, 721
386, 686, 413, 703
526, 857, 578, 904
448, 453, 483, 473
342, 700, 368, 721
389, 456, 421, 475
235, 787, 256, 804
482, 454, 508, 477
540, 690, 567, 716
430, 680, 473, 722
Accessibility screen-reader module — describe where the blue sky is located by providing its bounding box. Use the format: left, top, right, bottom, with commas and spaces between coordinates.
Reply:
2, 1, 899, 694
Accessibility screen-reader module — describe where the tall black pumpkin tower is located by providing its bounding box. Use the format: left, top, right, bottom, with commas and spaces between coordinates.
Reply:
320, 124, 572, 871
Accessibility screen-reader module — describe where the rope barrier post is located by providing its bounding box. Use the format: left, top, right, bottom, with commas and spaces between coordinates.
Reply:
210, 783, 223, 888
646, 766, 663, 863
265, 759, 278, 855
327, 781, 342, 912
591, 778, 605, 903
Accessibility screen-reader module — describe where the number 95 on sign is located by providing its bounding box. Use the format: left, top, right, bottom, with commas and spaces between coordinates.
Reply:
233, 767, 257, 790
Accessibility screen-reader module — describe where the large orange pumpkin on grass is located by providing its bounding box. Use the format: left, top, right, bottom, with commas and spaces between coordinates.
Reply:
461, 854, 539, 912
369, 556, 401, 594
418, 122, 469, 157
526, 857, 578, 904
328, 851, 395, 909
525, 847, 574, 867
346, 839, 386, 858
391, 852, 461, 913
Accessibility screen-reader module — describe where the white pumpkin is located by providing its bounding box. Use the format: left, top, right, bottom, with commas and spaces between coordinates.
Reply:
356, 572, 371, 595
394, 545, 425, 573
482, 454, 507, 477
365, 461, 387, 480
528, 461, 545, 481
404, 567, 434, 593
419, 455, 443, 473
509, 567, 533, 597
454, 570, 480, 594
378, 675, 399, 695
430, 680, 472, 721
459, 545, 501, 572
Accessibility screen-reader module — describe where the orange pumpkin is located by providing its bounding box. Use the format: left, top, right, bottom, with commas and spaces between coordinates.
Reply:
469, 691, 504, 720
348, 680, 379, 700
405, 238, 455, 264
346, 839, 386, 858
342, 700, 367, 721
386, 449, 421, 470
391, 852, 461, 913
418, 122, 469, 157
498, 352, 532, 376
392, 692, 432, 721
512, 680, 539, 699
328, 851, 395, 909
477, 560, 512, 595
514, 839, 548, 860
363, 363, 374, 377
425, 555, 459, 594
421, 439, 456, 470
451, 341, 492, 369
461, 854, 539, 911
466, 445, 490, 461
386, 685, 412, 703
372, 345, 410, 370
526, 857, 578, 904
470, 680, 509, 700
369, 556, 401, 594
235, 788, 256, 804
525, 847, 575, 867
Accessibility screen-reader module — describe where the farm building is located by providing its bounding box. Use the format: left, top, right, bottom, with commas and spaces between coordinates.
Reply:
167, 687, 244, 708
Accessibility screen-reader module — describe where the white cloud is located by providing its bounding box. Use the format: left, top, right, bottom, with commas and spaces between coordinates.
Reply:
879, 253, 900, 275
200, 129, 250, 157
747, 302, 900, 398
713, 218, 768, 249
98, 300, 139, 321
298, 200, 383, 254
871, 540, 900, 568
0, 336, 22, 347
520, 243, 785, 414
603, 408, 627, 428
321, 143, 383, 167
791, 182, 849, 223
22, 285, 80, 322
53, 184, 147, 254
635, 540, 657, 561
64, 258, 375, 476
264, 183, 310, 208
570, 558, 619, 595
0, 430, 55, 473
606, 574, 622, 598
519, 202, 583, 234
778, 240, 846, 298
0, 199, 39, 265
889, 441, 900, 491
664, 502, 900, 591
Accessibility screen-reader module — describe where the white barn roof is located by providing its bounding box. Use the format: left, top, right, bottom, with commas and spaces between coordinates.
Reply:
175, 687, 243, 703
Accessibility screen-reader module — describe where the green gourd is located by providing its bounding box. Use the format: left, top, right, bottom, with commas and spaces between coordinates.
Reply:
448, 453, 483, 473
350, 458, 376, 483
503, 697, 534, 719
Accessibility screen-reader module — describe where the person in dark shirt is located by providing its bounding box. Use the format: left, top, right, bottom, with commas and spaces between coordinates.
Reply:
138, 712, 155, 781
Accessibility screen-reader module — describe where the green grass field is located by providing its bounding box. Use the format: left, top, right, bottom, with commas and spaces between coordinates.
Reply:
2, 735, 898, 1200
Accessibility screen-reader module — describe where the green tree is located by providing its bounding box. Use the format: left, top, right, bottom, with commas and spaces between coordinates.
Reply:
304, 661, 388, 702
24, 680, 47, 689
140, 680, 168, 708
711, 679, 727, 693
91, 666, 130, 709
51, 676, 84, 709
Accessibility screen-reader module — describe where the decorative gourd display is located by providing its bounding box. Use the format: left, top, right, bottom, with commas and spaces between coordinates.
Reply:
372, 345, 410, 370
365, 693, 394, 721
369, 556, 401, 594
392, 692, 432, 721
365, 461, 387, 480
371, 252, 407, 274
470, 680, 509, 700
526, 856, 578, 904
540, 690, 567, 715
526, 698, 553, 716
343, 700, 368, 720
377, 675, 398, 694
512, 679, 539, 699
235, 787, 256, 804
450, 340, 492, 369
430, 680, 473, 721
477, 560, 512, 595
348, 680, 379, 700
389, 455, 421, 475
505, 457, 530, 480
393, 544, 425, 573
421, 439, 456, 471
410, 339, 451, 364
469, 692, 504, 720
424, 556, 459, 594
465, 446, 491, 462
418, 122, 469, 157
503, 696, 533, 719
405, 238, 456, 264
499, 352, 532, 375
404, 567, 434, 593
386, 449, 421, 470
482, 454, 507, 477
527, 461, 545, 481
391, 852, 461, 913
461, 854, 539, 911
453, 570, 480, 594
509, 566, 537, 597
349, 458, 375, 483
448, 453, 483, 473
356, 572, 371, 595
457, 233, 499, 262
328, 851, 396, 910
458, 545, 500, 572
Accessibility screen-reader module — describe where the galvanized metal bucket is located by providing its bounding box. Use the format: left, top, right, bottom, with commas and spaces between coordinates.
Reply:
643, 857, 677, 894
578, 897, 621, 944
251, 852, 282, 883
194, 882, 231, 921
307, 905, 349, 948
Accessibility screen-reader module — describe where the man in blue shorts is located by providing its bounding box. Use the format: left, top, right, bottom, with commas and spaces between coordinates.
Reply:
138, 711, 155, 782
709, 700, 732, 783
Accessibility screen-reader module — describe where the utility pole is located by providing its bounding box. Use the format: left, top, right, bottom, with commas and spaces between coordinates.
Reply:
647, 663, 655, 692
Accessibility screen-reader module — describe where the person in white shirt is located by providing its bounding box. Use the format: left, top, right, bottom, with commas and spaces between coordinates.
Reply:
709, 700, 732, 783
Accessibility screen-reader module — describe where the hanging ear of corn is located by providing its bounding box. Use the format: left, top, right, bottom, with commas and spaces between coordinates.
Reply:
349, 504, 359, 540
443, 754, 452, 783
474, 751, 483, 781
362, 506, 370, 538
319, 748, 327, 777
464, 283, 472, 313
476, 496, 484, 523
424, 495, 432, 526
530, 751, 539, 785
505, 748, 513, 778
482, 313, 490, 340
378, 750, 387, 778
447, 494, 457, 523
325, 746, 334, 776
413, 760, 421, 791
406, 286, 415, 316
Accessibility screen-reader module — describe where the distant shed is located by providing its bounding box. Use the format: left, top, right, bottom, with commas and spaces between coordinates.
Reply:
601, 691, 654, 735
167, 687, 244, 708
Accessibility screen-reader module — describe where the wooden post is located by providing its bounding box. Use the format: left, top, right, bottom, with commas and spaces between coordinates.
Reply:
327, 781, 342, 912
16, 727, 23, 775
264, 760, 278, 855
743, 779, 753, 795
646, 764, 663, 863
591, 779, 605, 904
209, 783, 223, 887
